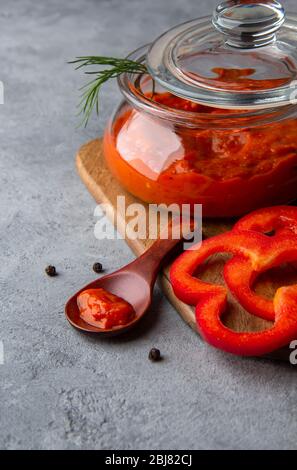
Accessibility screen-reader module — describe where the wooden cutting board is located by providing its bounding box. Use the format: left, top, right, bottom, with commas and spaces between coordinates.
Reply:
76, 138, 297, 362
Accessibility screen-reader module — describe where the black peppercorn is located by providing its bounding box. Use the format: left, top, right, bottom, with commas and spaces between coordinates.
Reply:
45, 265, 57, 277
93, 262, 103, 273
148, 348, 161, 362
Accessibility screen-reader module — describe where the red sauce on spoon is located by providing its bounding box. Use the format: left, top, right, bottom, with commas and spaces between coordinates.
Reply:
77, 288, 136, 329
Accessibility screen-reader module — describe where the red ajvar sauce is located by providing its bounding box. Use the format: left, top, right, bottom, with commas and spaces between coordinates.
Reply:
77, 288, 136, 329
103, 91, 297, 217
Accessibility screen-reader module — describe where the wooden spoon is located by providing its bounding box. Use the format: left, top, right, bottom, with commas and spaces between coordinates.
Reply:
65, 219, 195, 335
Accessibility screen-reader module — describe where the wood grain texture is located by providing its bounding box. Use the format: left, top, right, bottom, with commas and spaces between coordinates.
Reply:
76, 138, 296, 361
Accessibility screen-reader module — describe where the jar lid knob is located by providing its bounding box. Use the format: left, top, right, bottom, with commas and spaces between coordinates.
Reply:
212, 1, 285, 48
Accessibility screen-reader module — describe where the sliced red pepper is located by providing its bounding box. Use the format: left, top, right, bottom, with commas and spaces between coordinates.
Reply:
197, 284, 297, 356
170, 231, 267, 306
226, 206, 297, 320
223, 256, 274, 321
233, 205, 297, 237
170, 229, 297, 356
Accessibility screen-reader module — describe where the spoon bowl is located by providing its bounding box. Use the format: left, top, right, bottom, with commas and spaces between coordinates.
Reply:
65, 270, 153, 336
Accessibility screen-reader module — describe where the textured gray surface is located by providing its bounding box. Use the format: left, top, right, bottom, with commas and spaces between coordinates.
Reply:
0, 0, 297, 451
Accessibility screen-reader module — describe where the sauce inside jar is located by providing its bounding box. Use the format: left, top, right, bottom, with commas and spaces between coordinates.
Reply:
104, 89, 297, 217
77, 288, 136, 329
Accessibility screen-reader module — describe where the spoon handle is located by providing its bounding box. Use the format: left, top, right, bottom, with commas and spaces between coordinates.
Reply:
125, 217, 197, 286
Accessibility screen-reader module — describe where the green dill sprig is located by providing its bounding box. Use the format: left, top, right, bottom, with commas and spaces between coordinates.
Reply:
69, 56, 148, 127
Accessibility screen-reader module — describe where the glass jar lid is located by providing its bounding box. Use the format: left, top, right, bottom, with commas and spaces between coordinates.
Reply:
146, 1, 297, 109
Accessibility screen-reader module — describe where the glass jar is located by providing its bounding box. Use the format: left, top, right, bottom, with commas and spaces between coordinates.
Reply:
103, 1, 297, 217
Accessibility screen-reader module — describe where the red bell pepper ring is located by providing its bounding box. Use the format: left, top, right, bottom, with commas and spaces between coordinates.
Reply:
233, 205, 297, 237
170, 230, 297, 356
223, 256, 274, 321
226, 206, 297, 321
170, 231, 267, 306
197, 284, 297, 356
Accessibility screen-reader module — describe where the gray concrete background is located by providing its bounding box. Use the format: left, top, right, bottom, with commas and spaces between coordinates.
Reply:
0, 0, 296, 450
